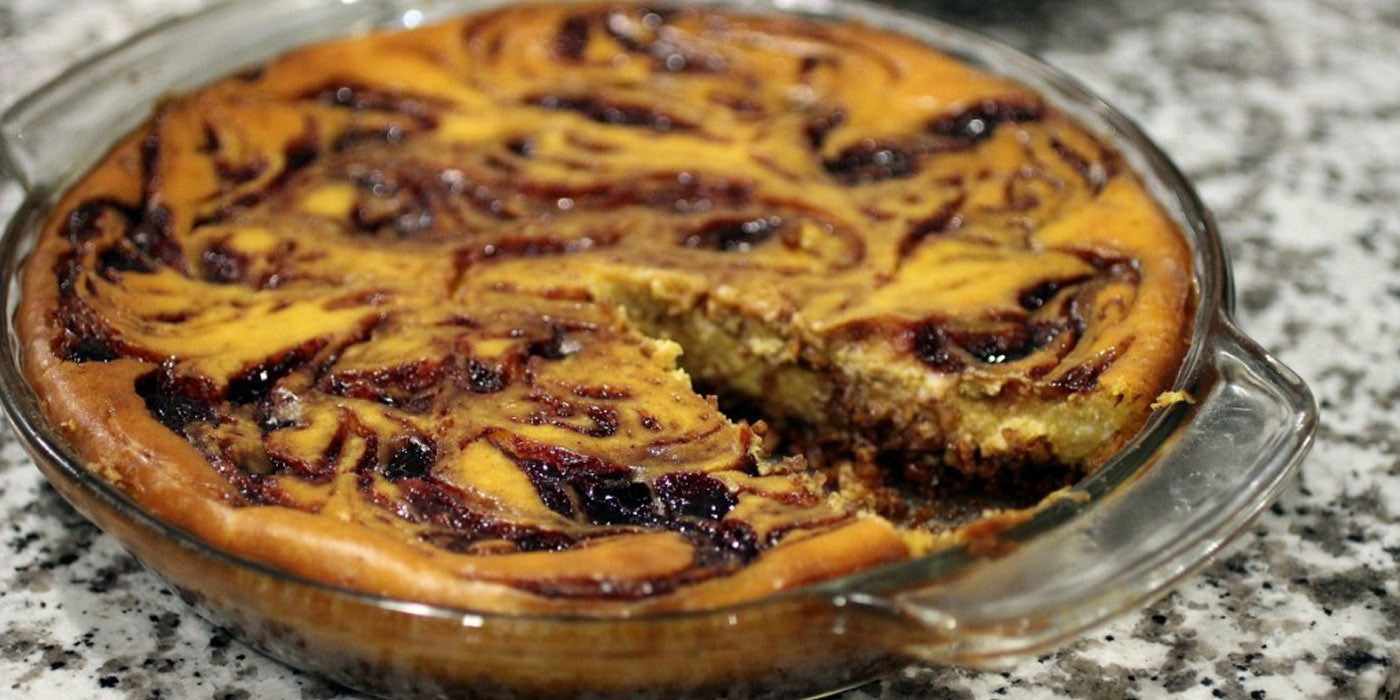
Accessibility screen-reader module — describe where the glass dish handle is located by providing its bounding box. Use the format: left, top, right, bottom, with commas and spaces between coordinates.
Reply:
870, 316, 1316, 666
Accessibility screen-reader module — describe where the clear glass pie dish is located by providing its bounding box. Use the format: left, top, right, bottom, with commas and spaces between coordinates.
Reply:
0, 0, 1316, 697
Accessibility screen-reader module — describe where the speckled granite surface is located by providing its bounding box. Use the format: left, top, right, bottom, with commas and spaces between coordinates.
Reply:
1, 0, 1396, 697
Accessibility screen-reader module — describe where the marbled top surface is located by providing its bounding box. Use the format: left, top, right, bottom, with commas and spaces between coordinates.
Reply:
1, 0, 1396, 697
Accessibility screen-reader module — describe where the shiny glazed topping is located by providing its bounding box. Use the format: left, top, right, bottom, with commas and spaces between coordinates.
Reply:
18, 3, 1192, 612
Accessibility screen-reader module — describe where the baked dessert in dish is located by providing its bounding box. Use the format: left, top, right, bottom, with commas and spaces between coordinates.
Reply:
17, 1, 1192, 614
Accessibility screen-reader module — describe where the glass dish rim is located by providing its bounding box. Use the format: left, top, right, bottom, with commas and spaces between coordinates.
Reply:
0, 0, 1254, 627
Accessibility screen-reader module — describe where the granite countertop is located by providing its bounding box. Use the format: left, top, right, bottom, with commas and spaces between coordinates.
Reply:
2, 0, 1397, 697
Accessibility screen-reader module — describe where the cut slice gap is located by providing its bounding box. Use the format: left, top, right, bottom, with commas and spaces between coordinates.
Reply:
696, 383, 1085, 533
578, 275, 1109, 537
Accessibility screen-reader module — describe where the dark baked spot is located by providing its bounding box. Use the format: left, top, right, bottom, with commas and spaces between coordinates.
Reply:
655, 471, 736, 520
139, 115, 164, 197
680, 215, 783, 252
825, 99, 1045, 186
135, 363, 218, 433
912, 314, 1072, 370
1019, 276, 1089, 311
798, 54, 839, 77
1050, 137, 1105, 191
510, 438, 673, 526
573, 384, 631, 399
217, 471, 284, 508
579, 479, 657, 525
511, 530, 578, 553
517, 459, 657, 525
53, 253, 81, 297
326, 365, 442, 411
505, 137, 536, 157
1051, 341, 1129, 392
61, 198, 139, 246
199, 122, 222, 154
899, 195, 966, 258
518, 459, 580, 517
348, 167, 435, 237
332, 123, 413, 151
52, 277, 136, 364
527, 325, 581, 361
382, 434, 438, 481
825, 140, 917, 184
200, 241, 248, 283
96, 241, 156, 281
581, 404, 620, 438
456, 232, 618, 267
554, 14, 591, 60
521, 392, 620, 438
214, 157, 268, 186
309, 82, 441, 128
1073, 250, 1141, 278
341, 158, 522, 238
515, 172, 752, 213
394, 478, 473, 525
282, 127, 321, 173
532, 94, 694, 132
264, 425, 344, 481
912, 323, 966, 373
420, 528, 575, 555
395, 477, 577, 552
129, 203, 184, 270
927, 98, 1045, 143
226, 339, 325, 404
510, 437, 631, 478
950, 322, 1064, 365
60, 335, 119, 364
463, 359, 507, 393
684, 519, 761, 567
805, 109, 846, 149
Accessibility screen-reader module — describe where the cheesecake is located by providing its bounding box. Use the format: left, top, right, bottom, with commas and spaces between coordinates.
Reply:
17, 2, 1193, 614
